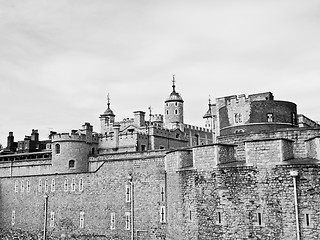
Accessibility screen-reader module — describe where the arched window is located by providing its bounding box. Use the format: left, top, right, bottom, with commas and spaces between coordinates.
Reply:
69, 160, 75, 169
55, 144, 60, 154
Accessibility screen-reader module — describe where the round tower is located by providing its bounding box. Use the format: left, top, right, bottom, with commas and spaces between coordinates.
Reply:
164, 76, 184, 129
100, 93, 115, 134
51, 133, 93, 174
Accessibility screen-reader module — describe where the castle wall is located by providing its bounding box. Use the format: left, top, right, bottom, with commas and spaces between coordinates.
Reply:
0, 152, 167, 239
217, 128, 320, 162
165, 141, 320, 240
0, 159, 52, 177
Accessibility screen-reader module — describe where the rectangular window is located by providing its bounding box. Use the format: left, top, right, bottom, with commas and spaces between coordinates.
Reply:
125, 184, 131, 203
125, 212, 131, 230
79, 211, 85, 229
21, 180, 24, 192
45, 179, 48, 192
26, 180, 30, 192
160, 183, 166, 202
38, 179, 42, 192
303, 211, 313, 228
51, 179, 55, 192
71, 178, 76, 191
255, 211, 265, 226
15, 181, 18, 193
64, 179, 68, 192
110, 213, 115, 230
11, 210, 15, 226
79, 178, 83, 192
267, 113, 273, 122
160, 206, 166, 223
50, 211, 55, 228
217, 211, 222, 225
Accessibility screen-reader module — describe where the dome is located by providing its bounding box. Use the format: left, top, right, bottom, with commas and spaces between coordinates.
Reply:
104, 107, 115, 116
203, 109, 212, 118
165, 91, 184, 103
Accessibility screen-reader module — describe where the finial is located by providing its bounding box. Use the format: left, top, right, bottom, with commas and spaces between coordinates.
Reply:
107, 93, 110, 108
148, 106, 152, 116
172, 74, 176, 92
208, 95, 211, 106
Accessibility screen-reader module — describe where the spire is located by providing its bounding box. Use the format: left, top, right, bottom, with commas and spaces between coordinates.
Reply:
102, 93, 115, 116
203, 94, 213, 119
172, 74, 176, 92
107, 93, 111, 109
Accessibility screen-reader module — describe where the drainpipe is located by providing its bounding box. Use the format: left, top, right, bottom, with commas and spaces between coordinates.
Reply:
290, 170, 300, 240
128, 174, 134, 240
43, 195, 48, 240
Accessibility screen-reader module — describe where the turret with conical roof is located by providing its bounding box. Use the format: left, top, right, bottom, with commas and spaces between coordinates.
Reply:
100, 93, 116, 134
164, 76, 184, 130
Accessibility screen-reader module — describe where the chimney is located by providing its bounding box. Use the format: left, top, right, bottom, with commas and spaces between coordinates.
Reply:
7, 132, 14, 151
31, 129, 39, 142
134, 111, 146, 127
113, 124, 121, 149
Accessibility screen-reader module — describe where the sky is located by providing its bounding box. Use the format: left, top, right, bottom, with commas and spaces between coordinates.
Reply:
0, 0, 320, 146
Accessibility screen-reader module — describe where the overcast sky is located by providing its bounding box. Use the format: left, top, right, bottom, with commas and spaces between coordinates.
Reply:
0, 0, 320, 146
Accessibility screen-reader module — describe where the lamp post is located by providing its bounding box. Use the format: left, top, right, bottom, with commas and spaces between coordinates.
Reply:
43, 195, 48, 240
128, 174, 134, 240
290, 170, 300, 240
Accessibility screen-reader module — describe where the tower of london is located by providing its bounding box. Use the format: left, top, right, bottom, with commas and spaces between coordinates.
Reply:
0, 80, 320, 240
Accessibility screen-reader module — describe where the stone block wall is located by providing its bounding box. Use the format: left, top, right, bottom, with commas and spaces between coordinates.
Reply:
0, 154, 167, 240
179, 165, 320, 240
245, 139, 294, 167
305, 136, 320, 159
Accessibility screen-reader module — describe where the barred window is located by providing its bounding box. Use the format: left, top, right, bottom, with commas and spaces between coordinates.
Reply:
160, 206, 166, 223
51, 179, 55, 192
79, 211, 85, 228
14, 181, 19, 193
71, 178, 76, 191
125, 212, 131, 230
21, 180, 24, 192
38, 179, 42, 192
45, 179, 49, 192
79, 178, 84, 192
110, 213, 115, 230
26, 180, 30, 192
50, 211, 55, 228
64, 178, 68, 192
125, 184, 131, 203
11, 210, 15, 226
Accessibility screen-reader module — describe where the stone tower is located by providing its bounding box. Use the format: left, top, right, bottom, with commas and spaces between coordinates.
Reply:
51, 123, 98, 174
100, 94, 115, 134
164, 76, 184, 130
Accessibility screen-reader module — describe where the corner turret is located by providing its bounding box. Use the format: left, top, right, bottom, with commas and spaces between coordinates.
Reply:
100, 93, 116, 134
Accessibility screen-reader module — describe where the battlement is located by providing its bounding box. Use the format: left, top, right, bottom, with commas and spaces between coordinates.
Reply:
51, 132, 99, 143
151, 114, 164, 122
217, 92, 274, 108
51, 133, 87, 142
184, 124, 211, 132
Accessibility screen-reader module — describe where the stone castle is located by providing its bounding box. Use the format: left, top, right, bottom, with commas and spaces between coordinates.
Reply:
1, 80, 320, 239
